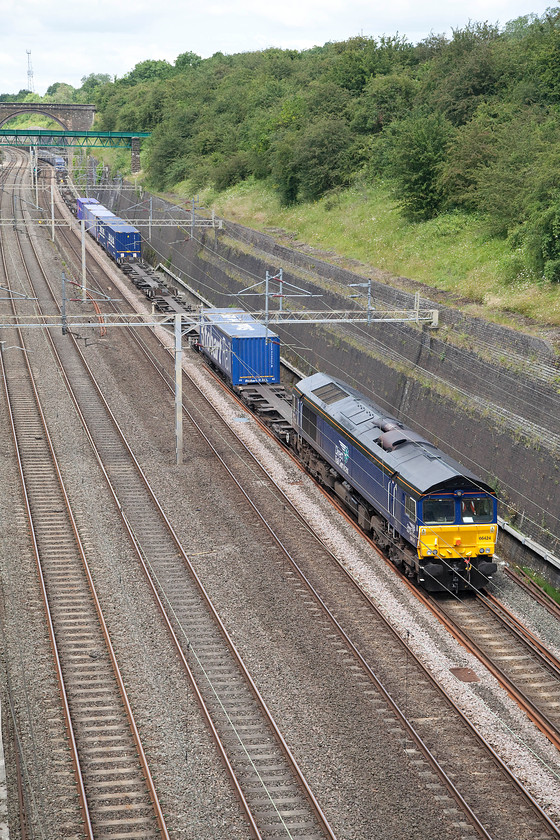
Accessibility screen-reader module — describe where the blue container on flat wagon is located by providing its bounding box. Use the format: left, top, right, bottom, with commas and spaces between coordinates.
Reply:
96, 218, 141, 263
76, 197, 100, 219
199, 309, 280, 386
82, 204, 117, 233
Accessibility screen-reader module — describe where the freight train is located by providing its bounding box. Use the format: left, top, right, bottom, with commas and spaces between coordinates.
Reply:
194, 306, 497, 593
199, 309, 280, 386
76, 197, 141, 264
38, 148, 66, 171
71, 208, 498, 593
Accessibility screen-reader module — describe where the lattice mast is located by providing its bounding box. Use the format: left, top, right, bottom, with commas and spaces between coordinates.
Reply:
26, 50, 34, 93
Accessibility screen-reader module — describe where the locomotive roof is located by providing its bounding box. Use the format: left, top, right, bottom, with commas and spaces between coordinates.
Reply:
296, 372, 494, 497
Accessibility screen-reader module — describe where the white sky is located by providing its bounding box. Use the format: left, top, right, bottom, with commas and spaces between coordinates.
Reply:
0, 0, 555, 95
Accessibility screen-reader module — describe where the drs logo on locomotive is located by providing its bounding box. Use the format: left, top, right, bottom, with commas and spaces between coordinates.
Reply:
335, 440, 350, 473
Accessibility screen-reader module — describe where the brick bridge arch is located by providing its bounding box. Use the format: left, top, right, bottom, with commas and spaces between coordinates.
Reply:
0, 103, 95, 131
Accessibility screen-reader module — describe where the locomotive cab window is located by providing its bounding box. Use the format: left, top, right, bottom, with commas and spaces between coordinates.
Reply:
405, 495, 416, 522
422, 497, 455, 524
461, 496, 493, 523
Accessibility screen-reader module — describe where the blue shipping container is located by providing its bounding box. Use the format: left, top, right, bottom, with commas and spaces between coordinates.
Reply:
96, 218, 141, 263
82, 204, 117, 232
199, 309, 280, 386
76, 197, 100, 219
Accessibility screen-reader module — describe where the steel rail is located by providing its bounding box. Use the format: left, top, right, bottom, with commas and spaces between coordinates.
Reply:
0, 164, 94, 839
0, 478, 31, 840
28, 165, 338, 840
140, 325, 560, 835
4, 149, 170, 839
194, 368, 560, 837
483, 590, 560, 672
504, 565, 560, 621
123, 322, 560, 837
72, 277, 501, 840
41, 155, 560, 838
420, 592, 560, 752
34, 184, 264, 840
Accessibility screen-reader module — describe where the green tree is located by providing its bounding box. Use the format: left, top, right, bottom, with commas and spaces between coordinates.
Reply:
440, 102, 515, 211
383, 112, 454, 219
293, 117, 354, 202
531, 9, 560, 100
270, 129, 300, 204
120, 60, 174, 86
443, 104, 556, 229
0, 90, 30, 102
44, 82, 76, 103
213, 152, 251, 190
419, 22, 502, 124
520, 197, 560, 280
174, 51, 202, 72
352, 72, 417, 133
78, 73, 112, 101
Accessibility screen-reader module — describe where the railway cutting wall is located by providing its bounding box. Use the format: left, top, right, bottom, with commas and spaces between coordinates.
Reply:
98, 181, 560, 567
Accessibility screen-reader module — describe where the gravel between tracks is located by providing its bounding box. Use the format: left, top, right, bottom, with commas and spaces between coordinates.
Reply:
1, 183, 558, 840
191, 364, 560, 812
81, 235, 560, 826
77, 253, 462, 839
0, 184, 249, 840
179, 350, 560, 821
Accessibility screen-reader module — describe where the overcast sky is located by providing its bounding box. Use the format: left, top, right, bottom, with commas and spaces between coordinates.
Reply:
0, 0, 555, 95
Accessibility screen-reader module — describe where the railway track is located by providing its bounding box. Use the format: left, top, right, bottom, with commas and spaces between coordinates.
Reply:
504, 565, 560, 621
44, 171, 560, 837
145, 361, 560, 839
9, 152, 337, 840
0, 154, 169, 838
5, 153, 554, 838
423, 590, 560, 751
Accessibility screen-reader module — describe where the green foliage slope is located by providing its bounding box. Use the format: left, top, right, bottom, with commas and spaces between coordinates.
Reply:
98, 11, 560, 286
8, 12, 560, 292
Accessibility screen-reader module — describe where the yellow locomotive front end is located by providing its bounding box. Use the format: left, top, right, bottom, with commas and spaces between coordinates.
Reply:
417, 493, 498, 592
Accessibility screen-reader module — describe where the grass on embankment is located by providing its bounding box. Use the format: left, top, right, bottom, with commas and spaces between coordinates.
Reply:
522, 567, 560, 605
200, 179, 560, 332
100, 153, 560, 332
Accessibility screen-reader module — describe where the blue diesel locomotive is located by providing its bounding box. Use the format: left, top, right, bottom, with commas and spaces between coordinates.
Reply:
293, 372, 498, 593
38, 148, 66, 171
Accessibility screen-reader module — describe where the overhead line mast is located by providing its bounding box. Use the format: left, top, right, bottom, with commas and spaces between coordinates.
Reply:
26, 50, 35, 93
